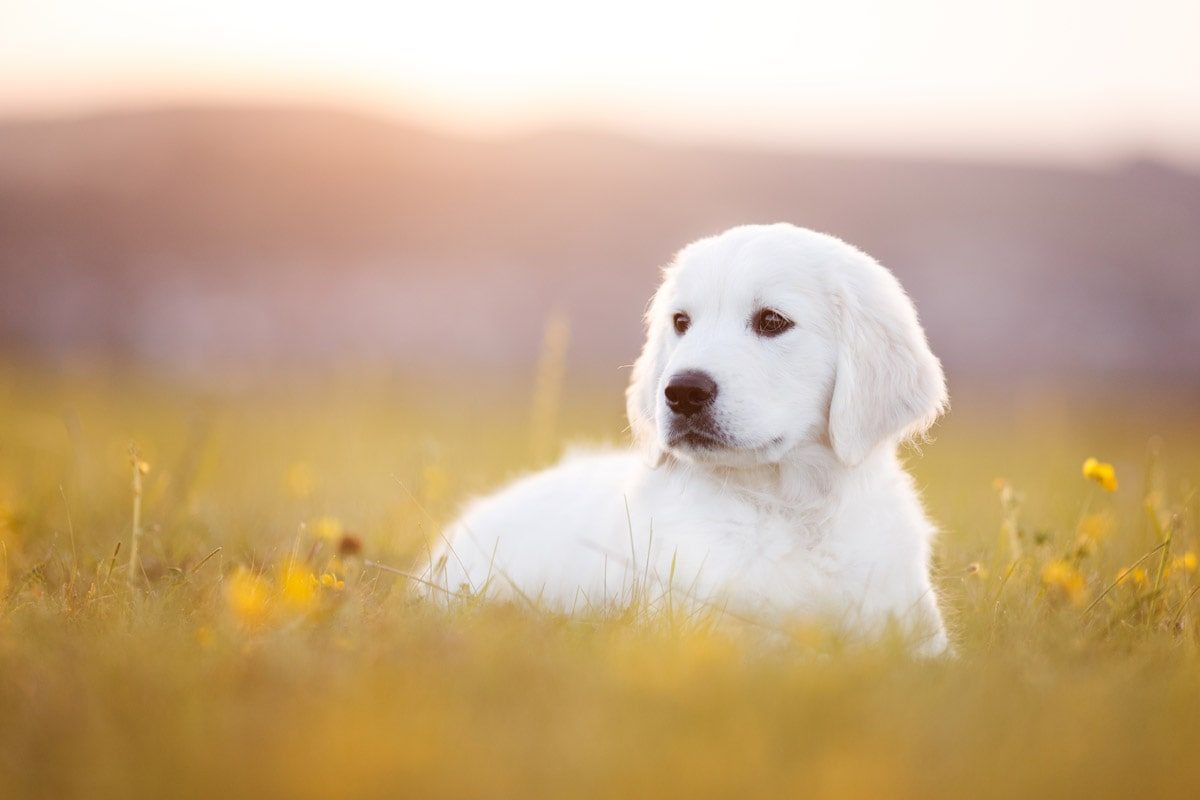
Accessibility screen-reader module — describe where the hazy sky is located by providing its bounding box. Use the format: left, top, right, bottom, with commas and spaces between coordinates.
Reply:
2, 0, 1198, 164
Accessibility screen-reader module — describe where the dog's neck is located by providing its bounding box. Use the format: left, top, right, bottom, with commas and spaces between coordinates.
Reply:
676, 441, 855, 519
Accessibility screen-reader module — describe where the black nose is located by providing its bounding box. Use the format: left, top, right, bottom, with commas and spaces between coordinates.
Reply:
664, 370, 718, 417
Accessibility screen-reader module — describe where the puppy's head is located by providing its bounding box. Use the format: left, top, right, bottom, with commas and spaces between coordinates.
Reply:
626, 224, 946, 468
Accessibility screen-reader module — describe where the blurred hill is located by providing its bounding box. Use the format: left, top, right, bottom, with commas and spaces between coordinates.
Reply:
1, 105, 1198, 386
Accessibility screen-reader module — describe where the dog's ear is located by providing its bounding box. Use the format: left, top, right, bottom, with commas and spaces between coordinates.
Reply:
828, 254, 947, 467
626, 279, 671, 468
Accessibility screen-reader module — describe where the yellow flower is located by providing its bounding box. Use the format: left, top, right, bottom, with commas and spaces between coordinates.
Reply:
286, 461, 316, 499
311, 516, 343, 542
1042, 559, 1087, 606
319, 573, 345, 591
1115, 565, 1147, 588
279, 559, 317, 610
1169, 551, 1197, 575
1082, 458, 1118, 492
227, 568, 271, 626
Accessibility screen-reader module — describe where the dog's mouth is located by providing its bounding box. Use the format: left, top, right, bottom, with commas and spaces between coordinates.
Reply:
666, 418, 728, 450
666, 418, 788, 461
672, 429, 726, 449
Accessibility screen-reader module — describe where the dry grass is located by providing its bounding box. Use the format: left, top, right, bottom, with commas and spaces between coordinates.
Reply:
1, 363, 1199, 799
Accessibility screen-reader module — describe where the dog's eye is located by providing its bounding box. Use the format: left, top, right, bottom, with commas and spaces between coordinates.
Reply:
752, 309, 794, 337
673, 312, 691, 335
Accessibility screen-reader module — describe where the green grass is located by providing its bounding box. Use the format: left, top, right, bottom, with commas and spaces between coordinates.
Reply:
2, 363, 1199, 799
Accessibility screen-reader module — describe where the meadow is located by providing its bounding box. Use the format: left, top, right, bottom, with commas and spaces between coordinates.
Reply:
1, 361, 1199, 799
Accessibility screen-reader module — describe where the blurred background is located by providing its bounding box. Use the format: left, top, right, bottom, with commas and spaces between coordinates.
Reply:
5, 7, 1200, 795
1, 0, 1198, 396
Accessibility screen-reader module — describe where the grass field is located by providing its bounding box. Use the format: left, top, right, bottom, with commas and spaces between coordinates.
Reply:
2, 362, 1199, 799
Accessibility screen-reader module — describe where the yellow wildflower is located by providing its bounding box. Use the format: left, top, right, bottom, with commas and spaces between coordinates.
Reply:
279, 559, 317, 610
1115, 565, 1147, 588
311, 516, 343, 542
1082, 458, 1118, 492
1041, 559, 1087, 606
286, 461, 316, 499
227, 568, 271, 627
319, 573, 346, 591
1169, 551, 1197, 575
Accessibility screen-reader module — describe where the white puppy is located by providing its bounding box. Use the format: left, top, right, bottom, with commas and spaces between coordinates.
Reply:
429, 223, 950, 653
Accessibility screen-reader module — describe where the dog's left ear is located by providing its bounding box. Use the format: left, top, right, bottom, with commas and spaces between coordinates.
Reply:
828, 253, 947, 467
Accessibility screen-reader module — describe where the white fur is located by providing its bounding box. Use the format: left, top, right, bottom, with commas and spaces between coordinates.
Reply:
428, 224, 950, 653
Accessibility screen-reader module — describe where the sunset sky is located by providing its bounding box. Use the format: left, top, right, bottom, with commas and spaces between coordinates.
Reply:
2, 0, 1198, 164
